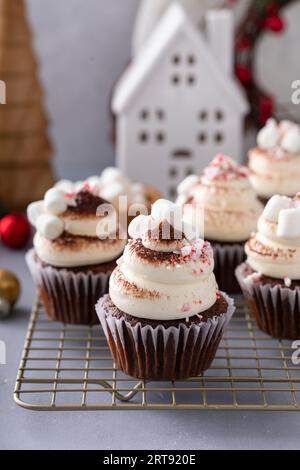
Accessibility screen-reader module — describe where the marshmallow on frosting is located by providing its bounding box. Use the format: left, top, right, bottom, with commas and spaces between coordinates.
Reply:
257, 119, 300, 154
27, 179, 127, 268
128, 199, 203, 251
177, 154, 263, 242
249, 120, 300, 199
246, 194, 300, 279
54, 167, 148, 209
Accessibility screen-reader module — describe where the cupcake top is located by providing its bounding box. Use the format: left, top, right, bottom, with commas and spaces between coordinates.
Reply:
27, 182, 126, 268
109, 199, 219, 321
249, 119, 300, 198
246, 194, 300, 280
55, 167, 149, 209
177, 154, 263, 242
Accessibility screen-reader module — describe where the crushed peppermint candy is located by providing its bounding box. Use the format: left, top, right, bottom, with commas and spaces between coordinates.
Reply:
64, 192, 77, 207
181, 303, 191, 313
203, 154, 248, 182
284, 277, 292, 287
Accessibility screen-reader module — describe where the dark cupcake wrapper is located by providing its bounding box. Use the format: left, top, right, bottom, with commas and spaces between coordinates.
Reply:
236, 263, 300, 340
26, 249, 111, 325
212, 242, 246, 294
96, 294, 235, 381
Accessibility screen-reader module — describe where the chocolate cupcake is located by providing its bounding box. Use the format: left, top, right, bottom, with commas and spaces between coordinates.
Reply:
177, 154, 263, 293
96, 199, 235, 381
248, 119, 300, 205
26, 184, 126, 325
236, 194, 300, 340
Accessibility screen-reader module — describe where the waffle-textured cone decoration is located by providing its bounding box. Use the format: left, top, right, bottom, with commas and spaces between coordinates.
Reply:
0, 0, 54, 211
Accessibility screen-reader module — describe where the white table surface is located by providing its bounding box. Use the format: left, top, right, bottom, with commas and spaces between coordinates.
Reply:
0, 244, 300, 450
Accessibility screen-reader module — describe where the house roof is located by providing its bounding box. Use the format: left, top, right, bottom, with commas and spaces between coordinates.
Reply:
112, 3, 249, 115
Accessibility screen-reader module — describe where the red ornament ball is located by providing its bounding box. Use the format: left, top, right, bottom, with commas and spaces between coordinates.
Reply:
235, 65, 252, 86
264, 14, 285, 33
0, 213, 31, 249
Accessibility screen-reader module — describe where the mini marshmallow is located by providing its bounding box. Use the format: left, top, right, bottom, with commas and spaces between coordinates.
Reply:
151, 199, 183, 232
257, 118, 279, 150
74, 181, 85, 192
27, 200, 45, 226
281, 126, 300, 154
44, 188, 67, 215
128, 215, 153, 239
177, 175, 199, 196
175, 194, 187, 207
54, 179, 74, 193
36, 214, 64, 240
130, 183, 144, 194
100, 167, 129, 188
263, 195, 291, 222
279, 120, 295, 134
277, 208, 300, 239
129, 183, 147, 205
45, 187, 64, 199
100, 181, 127, 205
85, 176, 101, 195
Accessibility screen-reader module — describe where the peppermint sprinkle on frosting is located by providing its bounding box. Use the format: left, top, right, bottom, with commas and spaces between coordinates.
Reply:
203, 154, 248, 182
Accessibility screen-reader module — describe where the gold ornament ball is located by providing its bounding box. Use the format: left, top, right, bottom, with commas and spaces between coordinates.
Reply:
0, 269, 20, 305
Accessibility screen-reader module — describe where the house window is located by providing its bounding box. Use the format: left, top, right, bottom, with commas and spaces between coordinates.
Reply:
171, 74, 180, 85
139, 131, 149, 143
199, 110, 208, 121
169, 167, 177, 178
214, 132, 224, 144
170, 53, 197, 86
137, 108, 167, 145
198, 132, 207, 144
187, 54, 196, 65
185, 167, 195, 176
156, 109, 165, 120
139, 109, 149, 120
172, 54, 181, 65
215, 109, 224, 121
187, 75, 196, 86
169, 186, 177, 199
156, 132, 165, 144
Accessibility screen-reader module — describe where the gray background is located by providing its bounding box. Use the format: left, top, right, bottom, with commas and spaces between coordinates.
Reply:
27, 0, 140, 180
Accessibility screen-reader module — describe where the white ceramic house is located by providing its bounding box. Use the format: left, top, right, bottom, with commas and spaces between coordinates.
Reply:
112, 4, 249, 199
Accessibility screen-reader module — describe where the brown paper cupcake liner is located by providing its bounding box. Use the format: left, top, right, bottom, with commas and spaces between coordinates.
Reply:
26, 249, 111, 325
236, 263, 300, 340
212, 242, 245, 294
96, 294, 235, 381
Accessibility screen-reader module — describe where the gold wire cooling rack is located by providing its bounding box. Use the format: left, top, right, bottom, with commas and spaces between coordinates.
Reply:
14, 297, 300, 411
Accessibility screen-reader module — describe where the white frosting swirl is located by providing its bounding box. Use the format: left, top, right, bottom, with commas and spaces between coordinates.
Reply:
178, 154, 263, 242
34, 232, 126, 268
109, 200, 218, 320
249, 120, 300, 198
246, 194, 300, 279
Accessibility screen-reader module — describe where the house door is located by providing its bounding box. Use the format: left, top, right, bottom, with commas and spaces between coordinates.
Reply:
168, 148, 195, 200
